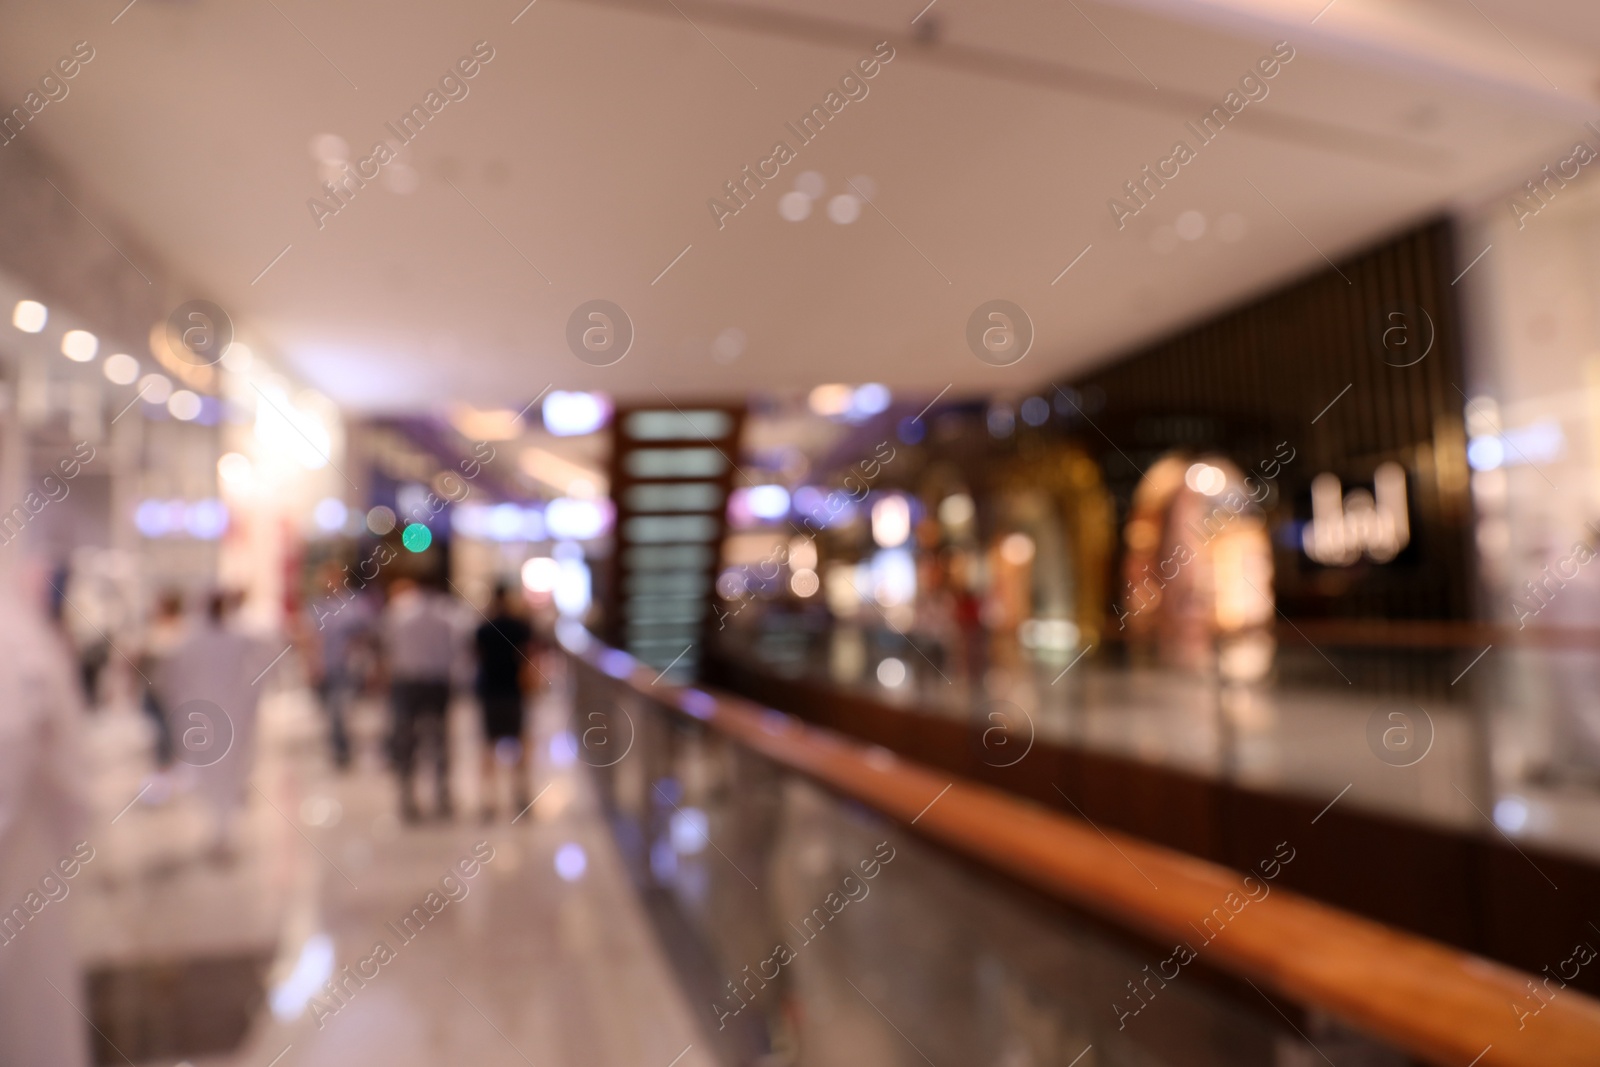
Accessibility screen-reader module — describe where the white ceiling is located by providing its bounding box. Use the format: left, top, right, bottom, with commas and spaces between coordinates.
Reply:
0, 0, 1593, 410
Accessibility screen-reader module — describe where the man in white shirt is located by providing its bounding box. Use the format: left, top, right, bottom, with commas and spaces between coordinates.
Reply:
383, 577, 458, 822
157, 591, 276, 860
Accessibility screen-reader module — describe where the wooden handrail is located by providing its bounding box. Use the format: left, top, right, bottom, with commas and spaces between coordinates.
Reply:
1093, 618, 1600, 651
562, 625, 1600, 1067
1275, 619, 1600, 652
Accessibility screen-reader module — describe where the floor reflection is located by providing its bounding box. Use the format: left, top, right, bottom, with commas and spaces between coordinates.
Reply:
722, 622, 1600, 863
74, 670, 714, 1067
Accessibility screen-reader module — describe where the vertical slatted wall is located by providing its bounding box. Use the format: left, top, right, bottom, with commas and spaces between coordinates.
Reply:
1063, 218, 1473, 620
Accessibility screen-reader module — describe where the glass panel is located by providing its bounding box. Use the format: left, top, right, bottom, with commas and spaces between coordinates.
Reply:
572, 660, 1411, 1067
628, 572, 714, 596
626, 447, 728, 479
625, 481, 725, 513
624, 544, 715, 570
626, 409, 733, 440
623, 515, 721, 544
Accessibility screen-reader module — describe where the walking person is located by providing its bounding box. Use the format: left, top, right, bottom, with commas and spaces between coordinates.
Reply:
383, 577, 458, 823
157, 591, 276, 862
0, 581, 91, 1067
473, 581, 536, 821
305, 564, 375, 771
137, 590, 186, 772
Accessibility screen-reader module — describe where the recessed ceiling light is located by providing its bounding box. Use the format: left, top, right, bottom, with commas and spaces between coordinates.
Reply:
309, 133, 348, 164
103, 353, 139, 384
794, 170, 825, 198
221, 342, 252, 373
1175, 210, 1207, 241
384, 163, 420, 194
808, 384, 852, 417
847, 174, 877, 200
778, 190, 811, 222
218, 452, 254, 488
827, 194, 861, 224
62, 329, 98, 361
168, 390, 202, 421
711, 327, 745, 363
12, 300, 46, 333
139, 373, 172, 404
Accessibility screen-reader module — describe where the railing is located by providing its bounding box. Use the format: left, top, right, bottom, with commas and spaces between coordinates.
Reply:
562, 623, 1600, 1067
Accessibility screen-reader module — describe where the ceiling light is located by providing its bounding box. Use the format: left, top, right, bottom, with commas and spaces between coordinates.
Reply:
520, 446, 608, 498
542, 391, 608, 436
450, 404, 525, 441
808, 384, 853, 417
795, 171, 825, 198
1184, 462, 1227, 495
168, 390, 202, 421
221, 342, 252, 373
554, 842, 587, 881
851, 383, 891, 416
871, 496, 911, 548
790, 568, 819, 597
999, 532, 1036, 565
522, 556, 559, 594
1175, 210, 1207, 241
12, 300, 46, 333
384, 163, 420, 194
103, 353, 139, 384
938, 494, 974, 527
217, 452, 254, 489
778, 191, 811, 222
309, 133, 348, 163
545, 498, 607, 540
139, 373, 173, 404
746, 485, 791, 521
711, 327, 746, 363
62, 329, 98, 362
488, 503, 526, 540
827, 194, 861, 224
313, 498, 348, 532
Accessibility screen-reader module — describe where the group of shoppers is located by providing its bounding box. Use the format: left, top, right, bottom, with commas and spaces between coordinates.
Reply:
0, 568, 544, 1065
112, 567, 543, 840
303, 573, 544, 823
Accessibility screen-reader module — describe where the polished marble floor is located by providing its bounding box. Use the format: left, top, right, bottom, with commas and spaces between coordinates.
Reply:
71, 664, 716, 1067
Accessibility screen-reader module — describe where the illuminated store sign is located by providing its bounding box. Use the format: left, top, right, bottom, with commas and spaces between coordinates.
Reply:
1301, 463, 1409, 565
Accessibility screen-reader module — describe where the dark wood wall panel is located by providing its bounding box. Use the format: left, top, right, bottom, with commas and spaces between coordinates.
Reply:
1063, 218, 1474, 620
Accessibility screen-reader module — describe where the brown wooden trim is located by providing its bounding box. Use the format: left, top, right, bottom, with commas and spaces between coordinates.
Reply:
564, 627, 1600, 1067
1275, 619, 1600, 651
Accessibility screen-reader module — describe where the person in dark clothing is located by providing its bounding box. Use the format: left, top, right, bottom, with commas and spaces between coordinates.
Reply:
473, 581, 534, 821
138, 590, 185, 768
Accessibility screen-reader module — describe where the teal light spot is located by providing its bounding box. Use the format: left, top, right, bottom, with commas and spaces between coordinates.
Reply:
401, 523, 433, 552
